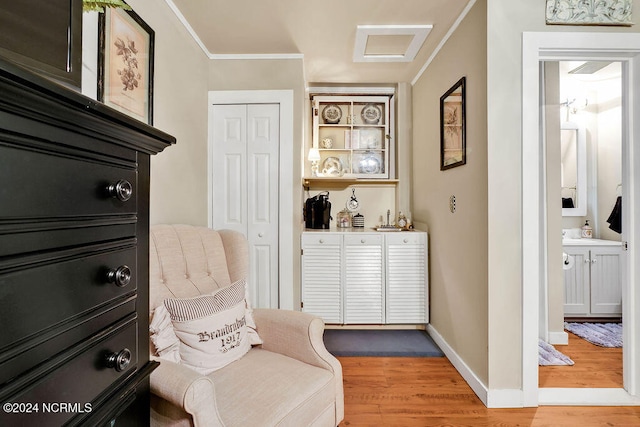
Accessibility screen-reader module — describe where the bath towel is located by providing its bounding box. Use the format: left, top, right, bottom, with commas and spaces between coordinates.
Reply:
607, 196, 622, 234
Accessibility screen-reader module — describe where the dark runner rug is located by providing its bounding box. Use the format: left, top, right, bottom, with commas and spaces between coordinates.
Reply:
323, 329, 444, 357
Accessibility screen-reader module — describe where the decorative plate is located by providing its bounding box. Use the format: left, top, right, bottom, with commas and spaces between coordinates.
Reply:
361, 104, 382, 124
322, 156, 344, 176
358, 154, 381, 174
322, 104, 342, 124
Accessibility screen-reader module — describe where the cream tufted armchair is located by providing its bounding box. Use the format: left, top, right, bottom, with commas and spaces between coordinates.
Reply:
148, 224, 344, 427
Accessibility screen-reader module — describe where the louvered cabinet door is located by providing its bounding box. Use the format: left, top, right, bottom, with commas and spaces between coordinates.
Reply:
301, 233, 343, 323
386, 233, 428, 323
590, 247, 622, 315
563, 248, 590, 315
344, 234, 384, 324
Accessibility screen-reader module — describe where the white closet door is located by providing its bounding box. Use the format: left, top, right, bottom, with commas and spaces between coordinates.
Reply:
247, 104, 280, 308
211, 104, 280, 308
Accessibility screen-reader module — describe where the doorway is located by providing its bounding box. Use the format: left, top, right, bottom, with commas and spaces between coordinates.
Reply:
208, 90, 295, 310
539, 60, 623, 390
522, 32, 640, 406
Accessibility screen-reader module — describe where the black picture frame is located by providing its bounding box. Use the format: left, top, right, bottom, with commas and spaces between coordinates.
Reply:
440, 77, 466, 170
98, 3, 154, 125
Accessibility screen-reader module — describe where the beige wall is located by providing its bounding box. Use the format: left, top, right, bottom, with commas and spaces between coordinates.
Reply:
487, 0, 640, 390
126, 0, 210, 226
412, 0, 488, 383
544, 62, 565, 340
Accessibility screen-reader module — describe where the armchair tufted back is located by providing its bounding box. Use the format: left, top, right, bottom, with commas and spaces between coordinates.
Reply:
148, 224, 249, 312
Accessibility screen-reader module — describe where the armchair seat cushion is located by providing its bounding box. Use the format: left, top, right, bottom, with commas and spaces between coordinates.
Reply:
210, 348, 336, 427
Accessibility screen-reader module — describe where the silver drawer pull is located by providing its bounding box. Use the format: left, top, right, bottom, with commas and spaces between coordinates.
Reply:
404, 238, 409, 243
361, 239, 366, 243
106, 348, 131, 372
107, 265, 132, 287
107, 179, 133, 202
319, 239, 325, 244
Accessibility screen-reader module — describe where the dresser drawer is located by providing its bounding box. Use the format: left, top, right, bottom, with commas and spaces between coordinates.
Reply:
0, 317, 138, 427
0, 244, 137, 352
385, 232, 425, 246
0, 144, 137, 219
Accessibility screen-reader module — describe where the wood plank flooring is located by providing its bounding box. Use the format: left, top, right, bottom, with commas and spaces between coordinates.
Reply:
338, 352, 639, 426
539, 331, 623, 388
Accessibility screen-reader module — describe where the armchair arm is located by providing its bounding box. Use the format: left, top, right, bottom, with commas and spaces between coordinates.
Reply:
150, 359, 224, 427
252, 309, 344, 421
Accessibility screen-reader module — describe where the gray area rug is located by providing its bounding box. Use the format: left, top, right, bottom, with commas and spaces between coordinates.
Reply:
538, 339, 574, 366
565, 322, 623, 348
323, 329, 444, 357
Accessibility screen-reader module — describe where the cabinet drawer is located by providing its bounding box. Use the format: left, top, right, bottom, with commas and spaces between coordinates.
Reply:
0, 144, 137, 219
344, 234, 382, 246
385, 233, 425, 246
0, 244, 137, 351
0, 317, 138, 427
302, 233, 341, 246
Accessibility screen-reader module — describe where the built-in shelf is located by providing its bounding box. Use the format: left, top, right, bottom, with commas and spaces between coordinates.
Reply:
303, 177, 399, 190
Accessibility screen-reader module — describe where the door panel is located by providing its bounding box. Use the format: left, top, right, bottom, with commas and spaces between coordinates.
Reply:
212, 103, 279, 308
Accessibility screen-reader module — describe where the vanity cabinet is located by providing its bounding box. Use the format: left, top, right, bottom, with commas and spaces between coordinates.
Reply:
312, 95, 392, 179
563, 243, 622, 317
301, 231, 428, 324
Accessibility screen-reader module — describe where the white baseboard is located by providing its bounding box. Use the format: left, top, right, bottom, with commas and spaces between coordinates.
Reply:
548, 331, 569, 345
426, 324, 525, 408
539, 388, 640, 406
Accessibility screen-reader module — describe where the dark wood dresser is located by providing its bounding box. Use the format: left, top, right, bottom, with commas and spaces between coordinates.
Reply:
0, 58, 175, 426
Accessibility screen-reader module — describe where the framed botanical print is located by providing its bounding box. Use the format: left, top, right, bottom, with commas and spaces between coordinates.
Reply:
440, 77, 466, 170
98, 4, 154, 124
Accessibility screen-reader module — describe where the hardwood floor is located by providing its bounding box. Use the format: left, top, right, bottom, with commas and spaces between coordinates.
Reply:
338, 355, 640, 426
539, 331, 623, 388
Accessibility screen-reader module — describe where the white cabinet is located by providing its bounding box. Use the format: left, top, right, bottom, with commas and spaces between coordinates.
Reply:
311, 95, 393, 179
300, 234, 342, 323
301, 231, 428, 324
386, 233, 428, 323
563, 243, 622, 317
344, 234, 384, 323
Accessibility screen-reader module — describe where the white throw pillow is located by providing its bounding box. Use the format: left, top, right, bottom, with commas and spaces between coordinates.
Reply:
164, 280, 252, 374
149, 304, 181, 363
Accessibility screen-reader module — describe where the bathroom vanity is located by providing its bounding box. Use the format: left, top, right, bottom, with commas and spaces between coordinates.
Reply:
301, 229, 428, 324
563, 239, 622, 318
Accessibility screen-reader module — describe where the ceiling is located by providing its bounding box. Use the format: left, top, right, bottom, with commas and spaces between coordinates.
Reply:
168, 0, 473, 84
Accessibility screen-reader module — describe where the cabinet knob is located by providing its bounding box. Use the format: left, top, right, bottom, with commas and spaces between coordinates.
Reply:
591, 259, 597, 264
258, 232, 264, 238
585, 259, 591, 264
403, 238, 409, 243
361, 239, 366, 243
319, 239, 325, 244
107, 180, 133, 202
107, 265, 132, 287
106, 348, 132, 372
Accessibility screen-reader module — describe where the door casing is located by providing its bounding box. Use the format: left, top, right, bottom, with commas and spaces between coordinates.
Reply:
522, 32, 640, 406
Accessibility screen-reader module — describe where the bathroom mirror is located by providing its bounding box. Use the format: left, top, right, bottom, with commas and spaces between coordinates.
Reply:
561, 121, 587, 216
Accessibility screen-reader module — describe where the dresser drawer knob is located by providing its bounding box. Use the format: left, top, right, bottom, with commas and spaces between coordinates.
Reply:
106, 348, 132, 372
107, 265, 132, 287
107, 179, 133, 202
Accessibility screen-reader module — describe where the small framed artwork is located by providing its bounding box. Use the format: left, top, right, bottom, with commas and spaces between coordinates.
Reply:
440, 77, 466, 170
98, 4, 154, 124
